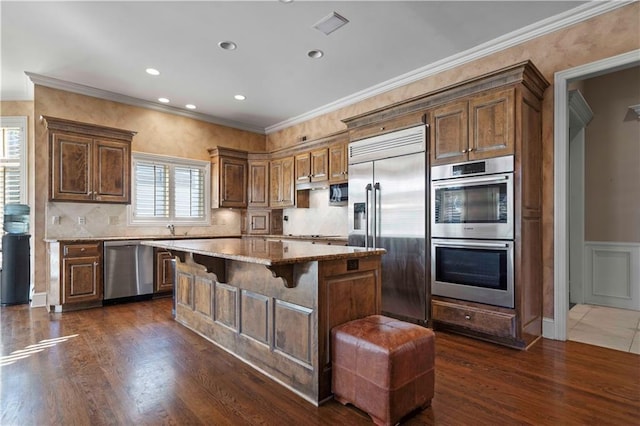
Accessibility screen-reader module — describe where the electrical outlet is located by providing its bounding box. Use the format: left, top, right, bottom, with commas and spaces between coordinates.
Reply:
51, 216, 60, 225
77, 216, 86, 225
108, 216, 119, 225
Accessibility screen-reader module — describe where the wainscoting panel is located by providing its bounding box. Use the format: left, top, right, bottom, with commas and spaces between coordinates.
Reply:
584, 242, 640, 310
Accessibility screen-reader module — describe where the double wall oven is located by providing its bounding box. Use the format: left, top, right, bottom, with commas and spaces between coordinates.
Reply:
430, 155, 515, 309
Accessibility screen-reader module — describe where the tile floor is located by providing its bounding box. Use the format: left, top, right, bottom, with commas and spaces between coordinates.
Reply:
568, 304, 640, 354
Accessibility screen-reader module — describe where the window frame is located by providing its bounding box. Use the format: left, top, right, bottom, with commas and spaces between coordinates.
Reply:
129, 152, 210, 226
0, 116, 28, 205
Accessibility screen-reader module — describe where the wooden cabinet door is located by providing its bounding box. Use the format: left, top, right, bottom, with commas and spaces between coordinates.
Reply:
328, 142, 348, 182
248, 210, 271, 234
94, 138, 130, 203
51, 132, 93, 201
62, 255, 102, 304
430, 100, 469, 166
155, 250, 174, 293
248, 160, 269, 208
281, 156, 295, 207
220, 157, 247, 208
271, 157, 295, 208
295, 153, 311, 184
469, 88, 515, 160
310, 148, 328, 182
269, 159, 283, 207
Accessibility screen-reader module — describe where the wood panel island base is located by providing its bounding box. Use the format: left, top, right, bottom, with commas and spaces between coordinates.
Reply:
143, 238, 385, 405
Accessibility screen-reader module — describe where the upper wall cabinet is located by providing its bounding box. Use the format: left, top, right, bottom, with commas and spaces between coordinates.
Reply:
328, 141, 348, 182
295, 148, 329, 185
247, 157, 270, 208
430, 87, 514, 165
209, 147, 248, 208
270, 156, 295, 208
43, 116, 135, 204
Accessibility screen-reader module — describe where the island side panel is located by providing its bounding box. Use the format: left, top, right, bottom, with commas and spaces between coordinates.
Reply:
317, 256, 383, 401
174, 254, 322, 404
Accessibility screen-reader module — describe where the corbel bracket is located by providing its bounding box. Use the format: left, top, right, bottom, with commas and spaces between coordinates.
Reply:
266, 264, 295, 288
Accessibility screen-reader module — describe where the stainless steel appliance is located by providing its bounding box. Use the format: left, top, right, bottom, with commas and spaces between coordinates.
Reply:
348, 125, 428, 323
431, 238, 514, 308
431, 155, 514, 240
103, 240, 154, 302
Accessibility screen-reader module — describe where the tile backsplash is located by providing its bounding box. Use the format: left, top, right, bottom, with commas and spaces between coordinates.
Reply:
283, 188, 347, 236
46, 202, 241, 239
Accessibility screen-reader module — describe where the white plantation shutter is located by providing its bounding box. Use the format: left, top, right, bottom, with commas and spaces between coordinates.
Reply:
0, 118, 27, 221
174, 166, 204, 218
134, 162, 169, 218
131, 153, 209, 224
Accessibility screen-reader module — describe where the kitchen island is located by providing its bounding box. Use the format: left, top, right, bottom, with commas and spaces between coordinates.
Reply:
143, 238, 385, 405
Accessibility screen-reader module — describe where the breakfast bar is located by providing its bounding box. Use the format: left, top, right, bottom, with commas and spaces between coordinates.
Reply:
144, 238, 385, 405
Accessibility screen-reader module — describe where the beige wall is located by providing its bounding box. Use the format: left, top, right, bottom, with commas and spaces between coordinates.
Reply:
266, 3, 640, 319
583, 66, 640, 243
31, 87, 266, 295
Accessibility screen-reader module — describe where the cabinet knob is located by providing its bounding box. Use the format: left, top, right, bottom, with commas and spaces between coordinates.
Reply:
468, 147, 474, 152
380, 127, 385, 131
462, 149, 467, 154
80, 248, 85, 252
464, 314, 471, 320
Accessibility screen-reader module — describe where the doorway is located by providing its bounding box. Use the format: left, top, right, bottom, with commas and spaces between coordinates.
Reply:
553, 49, 640, 343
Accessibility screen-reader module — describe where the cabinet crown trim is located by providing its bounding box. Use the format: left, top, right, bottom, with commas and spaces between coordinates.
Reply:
342, 60, 549, 130
41, 116, 136, 141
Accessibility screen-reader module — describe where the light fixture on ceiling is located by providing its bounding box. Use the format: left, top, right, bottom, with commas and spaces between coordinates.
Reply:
158, 97, 170, 103
307, 50, 324, 59
218, 41, 237, 51
146, 68, 160, 76
234, 94, 246, 101
185, 104, 196, 110
279, 0, 294, 3
313, 11, 349, 36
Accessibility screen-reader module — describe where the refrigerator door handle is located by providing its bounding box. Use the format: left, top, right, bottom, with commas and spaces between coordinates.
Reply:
373, 182, 380, 248
365, 183, 372, 248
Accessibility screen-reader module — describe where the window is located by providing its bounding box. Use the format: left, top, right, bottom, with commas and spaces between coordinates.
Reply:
131, 153, 210, 225
0, 117, 27, 221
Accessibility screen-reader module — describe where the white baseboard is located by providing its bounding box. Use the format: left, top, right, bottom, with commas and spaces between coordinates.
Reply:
30, 292, 47, 308
542, 317, 557, 340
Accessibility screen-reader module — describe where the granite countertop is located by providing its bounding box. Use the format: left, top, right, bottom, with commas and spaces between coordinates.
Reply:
244, 234, 348, 242
44, 235, 238, 243
143, 238, 385, 266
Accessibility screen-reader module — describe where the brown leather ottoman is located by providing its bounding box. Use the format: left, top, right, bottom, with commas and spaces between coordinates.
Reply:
331, 315, 435, 426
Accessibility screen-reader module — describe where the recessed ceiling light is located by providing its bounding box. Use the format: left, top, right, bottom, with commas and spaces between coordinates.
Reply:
234, 94, 246, 101
218, 41, 237, 51
279, 0, 294, 3
185, 104, 196, 110
158, 97, 170, 103
307, 50, 324, 59
146, 68, 160, 76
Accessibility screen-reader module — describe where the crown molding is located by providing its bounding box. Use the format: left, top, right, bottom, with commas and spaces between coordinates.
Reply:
25, 72, 265, 135
568, 90, 594, 127
265, 0, 633, 134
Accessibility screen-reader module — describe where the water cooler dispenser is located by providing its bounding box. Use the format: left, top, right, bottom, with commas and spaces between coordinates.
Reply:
1, 204, 30, 306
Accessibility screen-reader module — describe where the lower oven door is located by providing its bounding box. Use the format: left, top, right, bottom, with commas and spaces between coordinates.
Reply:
431, 239, 514, 308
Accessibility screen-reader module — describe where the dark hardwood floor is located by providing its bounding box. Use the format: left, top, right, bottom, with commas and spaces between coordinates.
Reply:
1, 298, 638, 425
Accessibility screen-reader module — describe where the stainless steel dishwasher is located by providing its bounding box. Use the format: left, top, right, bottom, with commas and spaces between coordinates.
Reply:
103, 240, 154, 302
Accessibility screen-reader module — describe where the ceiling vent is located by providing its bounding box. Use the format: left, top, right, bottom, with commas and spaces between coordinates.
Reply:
313, 11, 349, 36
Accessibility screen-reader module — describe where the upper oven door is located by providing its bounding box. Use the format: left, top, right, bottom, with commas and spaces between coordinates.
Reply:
431, 172, 513, 239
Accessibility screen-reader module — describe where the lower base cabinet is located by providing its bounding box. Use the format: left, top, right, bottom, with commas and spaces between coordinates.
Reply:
154, 248, 175, 294
431, 296, 537, 349
59, 241, 103, 310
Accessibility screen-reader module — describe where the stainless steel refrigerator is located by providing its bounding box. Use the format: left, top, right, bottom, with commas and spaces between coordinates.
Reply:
348, 125, 428, 323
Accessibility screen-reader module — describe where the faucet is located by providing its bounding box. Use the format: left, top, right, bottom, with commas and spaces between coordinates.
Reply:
167, 224, 175, 236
